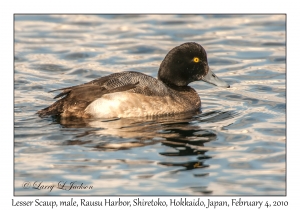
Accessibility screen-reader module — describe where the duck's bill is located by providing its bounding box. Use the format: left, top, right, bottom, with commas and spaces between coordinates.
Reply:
202, 69, 230, 88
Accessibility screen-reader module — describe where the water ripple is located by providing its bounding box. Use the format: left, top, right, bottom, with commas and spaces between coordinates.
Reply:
14, 14, 286, 195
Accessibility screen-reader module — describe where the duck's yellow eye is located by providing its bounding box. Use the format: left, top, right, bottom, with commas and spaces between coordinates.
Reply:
193, 57, 200, 63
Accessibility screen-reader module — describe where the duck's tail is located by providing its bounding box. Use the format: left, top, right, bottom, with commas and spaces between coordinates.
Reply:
37, 98, 65, 117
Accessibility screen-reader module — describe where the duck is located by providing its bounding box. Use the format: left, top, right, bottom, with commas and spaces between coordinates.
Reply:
37, 42, 229, 119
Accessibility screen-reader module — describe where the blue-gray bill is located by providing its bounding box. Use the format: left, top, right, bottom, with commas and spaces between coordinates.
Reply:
202, 69, 230, 88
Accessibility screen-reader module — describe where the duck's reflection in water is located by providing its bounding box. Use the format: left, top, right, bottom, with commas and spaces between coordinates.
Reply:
56, 110, 237, 172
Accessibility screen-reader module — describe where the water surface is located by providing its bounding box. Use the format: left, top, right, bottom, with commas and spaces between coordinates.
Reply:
14, 14, 286, 195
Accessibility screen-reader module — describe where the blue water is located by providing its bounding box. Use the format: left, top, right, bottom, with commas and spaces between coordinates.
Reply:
14, 14, 285, 195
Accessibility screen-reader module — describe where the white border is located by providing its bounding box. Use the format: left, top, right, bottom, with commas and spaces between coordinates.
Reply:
3, 0, 296, 209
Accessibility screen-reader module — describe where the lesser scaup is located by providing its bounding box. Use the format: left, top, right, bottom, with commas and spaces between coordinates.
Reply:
38, 42, 229, 118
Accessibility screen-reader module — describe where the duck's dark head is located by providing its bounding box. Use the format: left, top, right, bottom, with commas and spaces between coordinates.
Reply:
158, 42, 229, 88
